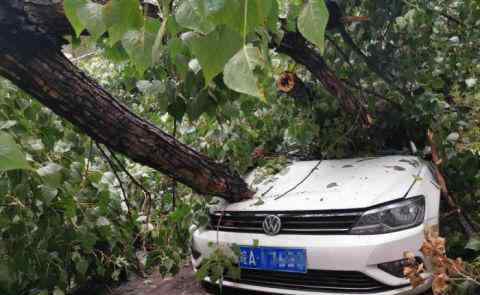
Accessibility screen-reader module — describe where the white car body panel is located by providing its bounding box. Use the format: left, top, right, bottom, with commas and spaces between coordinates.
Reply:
227, 156, 424, 211
192, 155, 441, 295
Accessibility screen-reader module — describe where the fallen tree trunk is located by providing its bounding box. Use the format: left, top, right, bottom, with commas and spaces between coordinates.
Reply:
0, 0, 398, 201
0, 1, 252, 202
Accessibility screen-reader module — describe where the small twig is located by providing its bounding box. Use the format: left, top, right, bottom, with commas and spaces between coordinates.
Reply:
439, 12, 464, 26
341, 78, 404, 110
274, 160, 322, 200
105, 146, 152, 196
95, 143, 133, 219
79, 139, 94, 189
441, 208, 461, 220
70, 51, 99, 63
103, 147, 155, 253
171, 119, 178, 210
326, 34, 354, 67
326, 34, 403, 110
337, 27, 410, 98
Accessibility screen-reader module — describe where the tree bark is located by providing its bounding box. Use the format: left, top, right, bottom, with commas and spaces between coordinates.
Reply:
277, 32, 371, 126
0, 1, 252, 202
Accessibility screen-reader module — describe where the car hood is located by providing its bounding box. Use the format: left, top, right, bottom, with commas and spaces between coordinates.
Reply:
222, 155, 424, 211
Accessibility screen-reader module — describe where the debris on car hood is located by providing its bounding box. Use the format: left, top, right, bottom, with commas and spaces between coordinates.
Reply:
222, 155, 423, 211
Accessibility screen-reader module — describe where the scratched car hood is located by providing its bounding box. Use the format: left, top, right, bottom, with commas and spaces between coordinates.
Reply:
223, 155, 424, 211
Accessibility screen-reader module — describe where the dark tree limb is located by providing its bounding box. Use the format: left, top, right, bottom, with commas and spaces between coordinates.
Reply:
277, 32, 372, 126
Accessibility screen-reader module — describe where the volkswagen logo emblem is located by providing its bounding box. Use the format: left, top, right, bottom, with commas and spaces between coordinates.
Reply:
263, 215, 281, 236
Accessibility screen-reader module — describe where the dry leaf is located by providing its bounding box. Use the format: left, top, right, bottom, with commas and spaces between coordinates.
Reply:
420, 240, 434, 257
432, 273, 449, 295
448, 257, 464, 275
410, 275, 426, 289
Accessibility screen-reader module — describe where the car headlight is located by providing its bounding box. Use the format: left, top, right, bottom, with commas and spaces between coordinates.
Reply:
350, 196, 425, 235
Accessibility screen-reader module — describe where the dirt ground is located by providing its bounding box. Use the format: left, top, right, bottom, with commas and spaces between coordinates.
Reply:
109, 265, 208, 295
110, 265, 431, 295
109, 265, 267, 295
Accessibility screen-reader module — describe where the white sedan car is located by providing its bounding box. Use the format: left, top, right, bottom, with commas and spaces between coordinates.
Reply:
192, 155, 440, 295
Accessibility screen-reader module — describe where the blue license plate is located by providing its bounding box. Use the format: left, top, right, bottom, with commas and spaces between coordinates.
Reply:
239, 246, 307, 273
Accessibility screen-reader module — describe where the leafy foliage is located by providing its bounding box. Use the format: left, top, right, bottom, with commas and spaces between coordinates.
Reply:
0, 132, 31, 171
195, 246, 240, 291
297, 0, 329, 54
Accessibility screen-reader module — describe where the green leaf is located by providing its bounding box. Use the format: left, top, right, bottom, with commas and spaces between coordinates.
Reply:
251, 198, 264, 206
187, 90, 216, 121
37, 162, 63, 187
168, 98, 187, 122
103, 0, 143, 45
298, 0, 329, 54
74, 255, 89, 276
0, 262, 12, 286
0, 132, 31, 171
64, 0, 87, 37
137, 80, 166, 96
466, 236, 480, 251
121, 19, 160, 74
168, 38, 189, 61
53, 287, 65, 295
104, 42, 129, 62
204, 0, 240, 26
241, 0, 275, 36
189, 26, 242, 84
266, 0, 279, 31
204, 0, 275, 38
175, 0, 216, 34
223, 44, 265, 98
39, 185, 58, 205
0, 120, 17, 130
77, 1, 108, 41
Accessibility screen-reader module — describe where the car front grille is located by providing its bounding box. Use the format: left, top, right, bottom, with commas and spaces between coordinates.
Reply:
208, 210, 363, 234
224, 269, 404, 293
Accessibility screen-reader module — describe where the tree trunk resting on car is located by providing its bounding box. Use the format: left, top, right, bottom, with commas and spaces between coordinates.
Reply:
0, 0, 390, 201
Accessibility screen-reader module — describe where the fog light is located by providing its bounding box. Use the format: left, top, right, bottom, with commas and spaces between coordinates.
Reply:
378, 257, 424, 278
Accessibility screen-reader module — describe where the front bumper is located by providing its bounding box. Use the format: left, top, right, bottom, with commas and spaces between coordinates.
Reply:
202, 277, 431, 295
192, 225, 432, 294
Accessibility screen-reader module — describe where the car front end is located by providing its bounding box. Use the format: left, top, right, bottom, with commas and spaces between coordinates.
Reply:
192, 156, 441, 295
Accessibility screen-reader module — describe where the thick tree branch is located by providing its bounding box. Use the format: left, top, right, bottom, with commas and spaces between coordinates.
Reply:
277, 32, 371, 126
